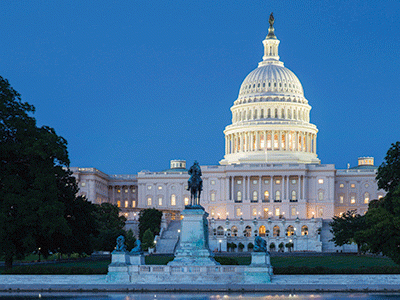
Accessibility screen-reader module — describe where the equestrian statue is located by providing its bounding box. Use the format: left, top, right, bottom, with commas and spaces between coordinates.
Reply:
186, 160, 203, 207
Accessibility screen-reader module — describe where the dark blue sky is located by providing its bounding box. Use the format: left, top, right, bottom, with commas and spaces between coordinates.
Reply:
1, 1, 399, 174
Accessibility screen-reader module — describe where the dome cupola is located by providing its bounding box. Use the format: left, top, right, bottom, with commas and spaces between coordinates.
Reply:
220, 14, 320, 165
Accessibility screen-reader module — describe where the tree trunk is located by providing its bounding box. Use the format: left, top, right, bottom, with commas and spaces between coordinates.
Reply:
5, 253, 13, 270
357, 243, 361, 255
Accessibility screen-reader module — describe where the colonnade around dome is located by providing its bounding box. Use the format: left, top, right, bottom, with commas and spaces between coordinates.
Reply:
225, 130, 317, 155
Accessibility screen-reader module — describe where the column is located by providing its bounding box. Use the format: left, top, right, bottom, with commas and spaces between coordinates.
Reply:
258, 175, 262, 202
298, 176, 301, 201
256, 131, 260, 151
278, 130, 282, 151
302, 175, 306, 201
247, 175, 250, 201
270, 176, 274, 201
282, 176, 286, 201
271, 130, 275, 151
231, 176, 234, 201
287, 175, 290, 200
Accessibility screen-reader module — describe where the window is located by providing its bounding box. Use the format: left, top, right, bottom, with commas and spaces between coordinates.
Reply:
158, 186, 162, 190
237, 191, 242, 202
259, 226, 266, 237
378, 195, 383, 199
81, 182, 86, 187
319, 208, 324, 217
318, 191, 324, 201
125, 189, 128, 193
217, 226, 224, 236
211, 192, 216, 202
171, 186, 175, 190
275, 190, 281, 201
231, 226, 238, 237
147, 197, 152, 206
171, 194, 176, 206
132, 201, 136, 208
252, 191, 258, 201
211, 209, 215, 217
291, 179, 297, 184
339, 195, 344, 203
147, 186, 152, 190
117, 189, 121, 193
236, 208, 242, 217
364, 192, 370, 204
264, 190, 269, 202
158, 197, 163, 206
339, 183, 344, 188
264, 180, 269, 184
117, 201, 121, 207
211, 180, 216, 185
275, 207, 280, 216
263, 208, 269, 218
184, 197, 189, 206
318, 179, 324, 184
244, 226, 252, 237
273, 225, 280, 237
365, 183, 369, 188
237, 180, 242, 185
351, 195, 356, 204
291, 207, 296, 216
124, 201, 128, 208
351, 184, 356, 188
291, 190, 297, 201
275, 179, 281, 184
252, 208, 257, 216
253, 180, 258, 185
301, 225, 308, 236
286, 225, 294, 237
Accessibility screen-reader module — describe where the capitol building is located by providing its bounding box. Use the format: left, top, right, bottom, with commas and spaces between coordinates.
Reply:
71, 18, 385, 253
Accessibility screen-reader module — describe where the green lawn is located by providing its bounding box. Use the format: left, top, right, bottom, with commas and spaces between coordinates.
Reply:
1, 254, 398, 274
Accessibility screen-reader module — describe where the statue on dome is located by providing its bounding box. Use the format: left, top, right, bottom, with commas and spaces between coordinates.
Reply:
269, 12, 274, 28
187, 161, 203, 207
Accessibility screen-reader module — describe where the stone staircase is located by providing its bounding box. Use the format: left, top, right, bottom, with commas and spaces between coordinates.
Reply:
155, 220, 181, 254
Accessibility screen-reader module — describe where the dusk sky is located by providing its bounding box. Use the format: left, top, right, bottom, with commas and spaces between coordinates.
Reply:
1, 1, 399, 174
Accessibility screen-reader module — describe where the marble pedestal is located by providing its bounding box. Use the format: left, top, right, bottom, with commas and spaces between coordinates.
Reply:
106, 251, 130, 282
244, 252, 273, 283
168, 206, 218, 266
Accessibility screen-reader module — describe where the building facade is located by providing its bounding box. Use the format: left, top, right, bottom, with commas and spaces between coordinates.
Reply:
71, 20, 385, 252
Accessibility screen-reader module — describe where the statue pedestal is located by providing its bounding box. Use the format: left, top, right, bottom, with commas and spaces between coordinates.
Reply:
106, 251, 130, 283
168, 207, 218, 266
244, 252, 273, 283
129, 254, 145, 265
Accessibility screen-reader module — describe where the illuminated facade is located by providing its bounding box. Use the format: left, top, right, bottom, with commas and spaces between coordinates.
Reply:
71, 21, 385, 252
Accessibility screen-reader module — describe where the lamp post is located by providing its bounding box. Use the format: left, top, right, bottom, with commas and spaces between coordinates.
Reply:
38, 247, 41, 262
219, 239, 222, 252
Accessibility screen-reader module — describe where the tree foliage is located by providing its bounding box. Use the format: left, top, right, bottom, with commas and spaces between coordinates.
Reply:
142, 228, 154, 251
0, 76, 99, 268
329, 210, 366, 254
138, 208, 162, 240
92, 203, 127, 252
376, 141, 400, 193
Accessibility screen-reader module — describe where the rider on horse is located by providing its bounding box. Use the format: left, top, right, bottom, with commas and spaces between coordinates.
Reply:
187, 161, 203, 206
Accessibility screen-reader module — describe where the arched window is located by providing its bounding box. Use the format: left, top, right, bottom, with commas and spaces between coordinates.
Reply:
267, 108, 271, 118
301, 225, 308, 236
217, 226, 224, 236
252, 191, 258, 201
286, 225, 294, 237
231, 226, 238, 237
170, 194, 176, 206
281, 108, 285, 119
291, 190, 297, 201
318, 191, 324, 201
364, 192, 370, 204
274, 108, 278, 118
264, 190, 269, 202
244, 225, 252, 237
273, 225, 280, 237
275, 190, 281, 201
184, 196, 189, 206
237, 191, 242, 202
259, 225, 266, 237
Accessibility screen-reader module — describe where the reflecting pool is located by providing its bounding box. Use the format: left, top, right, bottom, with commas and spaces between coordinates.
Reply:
2, 293, 400, 300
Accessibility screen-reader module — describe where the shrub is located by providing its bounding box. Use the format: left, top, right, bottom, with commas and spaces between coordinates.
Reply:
248, 243, 254, 251
3, 265, 107, 275
278, 242, 285, 252
238, 242, 245, 252
214, 257, 239, 265
269, 242, 276, 251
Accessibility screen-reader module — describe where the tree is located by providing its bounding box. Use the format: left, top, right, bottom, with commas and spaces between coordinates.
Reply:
269, 242, 276, 251
238, 242, 245, 252
138, 208, 162, 240
376, 141, 400, 193
92, 203, 127, 252
361, 186, 400, 264
0, 76, 85, 268
329, 210, 366, 254
247, 242, 254, 252
142, 228, 154, 251
285, 242, 294, 252
278, 242, 285, 252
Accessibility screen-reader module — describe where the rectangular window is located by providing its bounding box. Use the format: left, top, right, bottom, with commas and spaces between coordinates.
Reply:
147, 197, 152, 206
339, 196, 344, 203
184, 197, 189, 206
117, 201, 121, 207
351, 196, 356, 204
351, 184, 356, 188
275, 179, 281, 184
275, 207, 280, 216
236, 208, 241, 217
318, 179, 324, 184
263, 208, 269, 218
211, 192, 216, 202
132, 201, 136, 208
158, 197, 162, 206
339, 184, 344, 188
125, 201, 128, 208
211, 180, 216, 185
125, 189, 128, 193
252, 208, 257, 216
291, 207, 296, 216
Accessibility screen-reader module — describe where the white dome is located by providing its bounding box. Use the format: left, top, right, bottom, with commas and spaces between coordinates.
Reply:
238, 64, 304, 98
